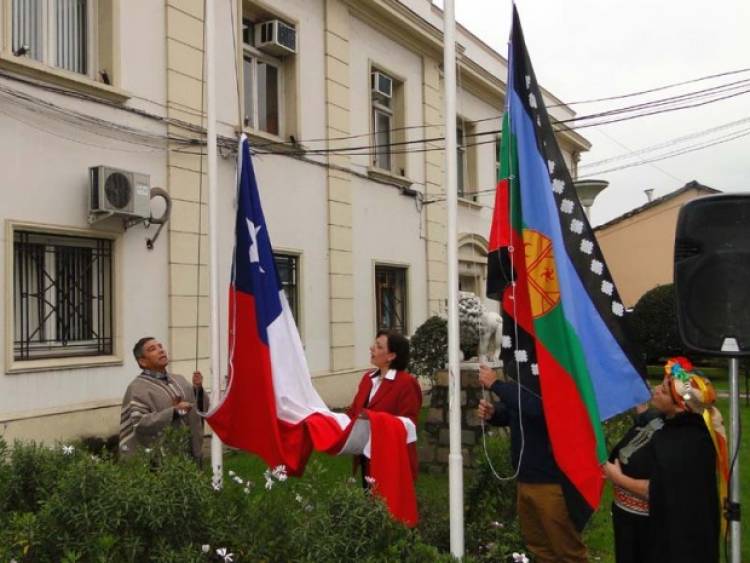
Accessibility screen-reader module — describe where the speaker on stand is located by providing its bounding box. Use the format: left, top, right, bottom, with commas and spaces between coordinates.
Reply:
674, 193, 750, 563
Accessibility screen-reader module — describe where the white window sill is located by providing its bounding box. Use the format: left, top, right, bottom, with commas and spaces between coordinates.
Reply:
242, 127, 304, 155
366, 166, 414, 189
0, 53, 130, 103
458, 195, 483, 210
6, 354, 123, 375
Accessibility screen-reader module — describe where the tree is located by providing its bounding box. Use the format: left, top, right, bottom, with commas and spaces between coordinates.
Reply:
629, 284, 688, 363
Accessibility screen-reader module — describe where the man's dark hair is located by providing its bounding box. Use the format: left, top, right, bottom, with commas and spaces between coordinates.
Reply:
377, 329, 410, 371
133, 336, 156, 364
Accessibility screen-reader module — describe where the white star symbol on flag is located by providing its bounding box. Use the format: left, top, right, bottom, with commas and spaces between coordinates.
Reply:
246, 218, 265, 273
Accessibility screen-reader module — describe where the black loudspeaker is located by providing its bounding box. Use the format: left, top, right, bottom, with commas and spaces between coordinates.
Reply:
674, 193, 750, 355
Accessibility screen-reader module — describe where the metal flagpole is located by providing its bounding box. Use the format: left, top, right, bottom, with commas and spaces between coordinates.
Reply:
728, 356, 741, 563
443, 0, 464, 557
206, 0, 223, 487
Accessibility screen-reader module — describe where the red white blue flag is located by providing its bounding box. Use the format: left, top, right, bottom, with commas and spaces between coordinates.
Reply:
205, 136, 417, 525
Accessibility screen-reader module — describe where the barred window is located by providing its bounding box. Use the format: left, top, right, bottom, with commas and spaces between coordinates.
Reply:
274, 252, 299, 323
13, 230, 113, 360
375, 265, 407, 334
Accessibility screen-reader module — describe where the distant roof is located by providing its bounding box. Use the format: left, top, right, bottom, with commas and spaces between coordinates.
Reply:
594, 181, 721, 232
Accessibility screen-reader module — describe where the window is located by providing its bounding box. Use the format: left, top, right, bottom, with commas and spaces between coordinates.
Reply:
370, 69, 405, 175
243, 51, 281, 135
457, 124, 466, 197
13, 230, 113, 361
457, 118, 477, 198
11, 0, 91, 75
375, 265, 407, 333
242, 13, 297, 138
274, 252, 299, 323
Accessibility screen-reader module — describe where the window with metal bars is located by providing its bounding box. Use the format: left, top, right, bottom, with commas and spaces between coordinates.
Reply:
13, 230, 113, 360
273, 252, 299, 324
375, 265, 407, 334
11, 0, 89, 75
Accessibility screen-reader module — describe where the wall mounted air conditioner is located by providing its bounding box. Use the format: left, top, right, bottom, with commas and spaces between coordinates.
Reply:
255, 20, 296, 56
89, 166, 151, 223
371, 71, 393, 99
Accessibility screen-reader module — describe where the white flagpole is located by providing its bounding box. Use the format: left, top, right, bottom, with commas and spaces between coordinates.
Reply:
205, 0, 223, 486
443, 0, 464, 557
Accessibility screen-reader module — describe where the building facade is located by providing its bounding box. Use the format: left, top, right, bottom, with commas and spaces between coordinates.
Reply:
594, 181, 720, 308
0, 0, 589, 443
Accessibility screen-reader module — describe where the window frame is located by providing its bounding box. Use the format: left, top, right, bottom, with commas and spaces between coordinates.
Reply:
9, 0, 97, 78
374, 263, 408, 335
5, 221, 122, 373
242, 30, 285, 138
0, 0, 126, 102
272, 251, 300, 325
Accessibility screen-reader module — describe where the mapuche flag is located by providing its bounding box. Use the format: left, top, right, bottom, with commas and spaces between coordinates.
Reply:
487, 7, 651, 525
205, 136, 418, 526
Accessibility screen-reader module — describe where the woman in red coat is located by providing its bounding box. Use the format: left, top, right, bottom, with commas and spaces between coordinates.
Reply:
347, 329, 422, 484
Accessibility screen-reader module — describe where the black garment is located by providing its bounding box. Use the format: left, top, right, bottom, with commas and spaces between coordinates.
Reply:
608, 408, 662, 563
612, 504, 653, 563
649, 412, 719, 563
487, 380, 561, 484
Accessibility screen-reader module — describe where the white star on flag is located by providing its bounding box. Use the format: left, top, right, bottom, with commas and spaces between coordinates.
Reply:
601, 280, 614, 296
552, 179, 565, 194
515, 350, 528, 363
591, 259, 604, 275
580, 239, 594, 255
502, 335, 513, 349
570, 219, 584, 234
531, 363, 539, 376
547, 160, 555, 175
560, 199, 574, 214
612, 301, 625, 317
246, 218, 265, 273
529, 94, 537, 109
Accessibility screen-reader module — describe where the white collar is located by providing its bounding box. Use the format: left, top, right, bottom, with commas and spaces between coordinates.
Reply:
371, 369, 397, 381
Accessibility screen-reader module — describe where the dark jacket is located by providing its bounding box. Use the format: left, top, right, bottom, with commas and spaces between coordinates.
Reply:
487, 380, 561, 483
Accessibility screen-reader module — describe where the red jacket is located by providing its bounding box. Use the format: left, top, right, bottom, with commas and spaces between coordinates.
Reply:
346, 369, 422, 479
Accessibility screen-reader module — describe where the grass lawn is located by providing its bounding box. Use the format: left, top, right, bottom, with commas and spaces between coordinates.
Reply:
225, 399, 750, 560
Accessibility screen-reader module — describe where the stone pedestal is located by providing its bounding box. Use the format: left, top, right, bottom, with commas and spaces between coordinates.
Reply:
420, 367, 491, 474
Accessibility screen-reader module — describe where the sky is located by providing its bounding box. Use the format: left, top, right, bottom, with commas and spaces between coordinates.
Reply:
437, 0, 750, 225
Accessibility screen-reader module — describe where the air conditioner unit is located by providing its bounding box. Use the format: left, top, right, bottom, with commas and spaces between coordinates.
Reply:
89, 166, 151, 223
255, 19, 296, 56
371, 71, 393, 99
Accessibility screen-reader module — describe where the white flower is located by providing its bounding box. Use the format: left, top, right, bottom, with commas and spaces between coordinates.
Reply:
243, 487, 250, 494
347, 477, 357, 484
233, 475, 244, 485
295, 493, 304, 503
264, 476, 274, 490
216, 547, 234, 562
272, 465, 288, 481
201, 544, 210, 553
512, 553, 530, 563
62, 445, 74, 455
144, 448, 152, 454
364, 476, 376, 486
228, 470, 236, 477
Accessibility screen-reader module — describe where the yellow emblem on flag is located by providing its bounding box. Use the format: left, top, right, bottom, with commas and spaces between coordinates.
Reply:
522, 229, 560, 319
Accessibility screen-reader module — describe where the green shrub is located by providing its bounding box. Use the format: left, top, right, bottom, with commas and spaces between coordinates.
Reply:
630, 284, 689, 363
464, 432, 526, 561
0, 435, 452, 562
411, 316, 448, 381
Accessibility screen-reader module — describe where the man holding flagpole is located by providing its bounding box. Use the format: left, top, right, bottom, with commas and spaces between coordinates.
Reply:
478, 364, 587, 562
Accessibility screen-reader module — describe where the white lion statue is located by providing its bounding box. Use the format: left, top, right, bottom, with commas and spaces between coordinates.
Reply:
479, 311, 503, 364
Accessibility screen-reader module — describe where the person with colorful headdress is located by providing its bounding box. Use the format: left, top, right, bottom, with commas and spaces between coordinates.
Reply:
604, 356, 729, 563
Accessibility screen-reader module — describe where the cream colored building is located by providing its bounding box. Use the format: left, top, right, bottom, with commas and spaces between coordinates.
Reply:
0, 0, 589, 443
594, 181, 720, 308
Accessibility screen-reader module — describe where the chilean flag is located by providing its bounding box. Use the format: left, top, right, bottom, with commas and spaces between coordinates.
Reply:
205, 136, 418, 525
